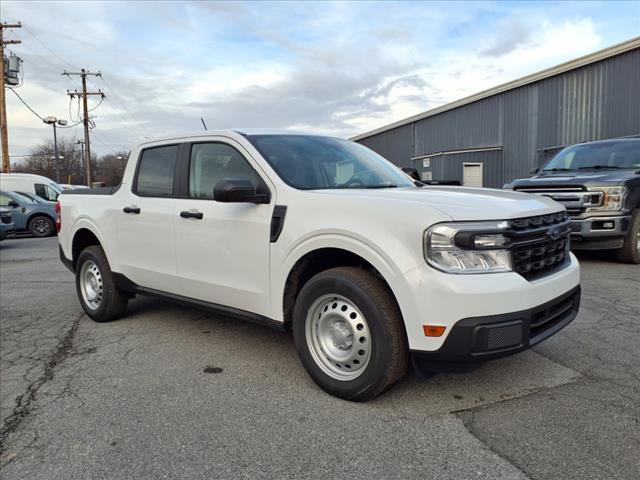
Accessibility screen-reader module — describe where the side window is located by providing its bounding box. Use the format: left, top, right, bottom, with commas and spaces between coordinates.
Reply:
45, 185, 60, 201
34, 183, 47, 200
135, 145, 179, 196
189, 143, 259, 199
0, 194, 12, 206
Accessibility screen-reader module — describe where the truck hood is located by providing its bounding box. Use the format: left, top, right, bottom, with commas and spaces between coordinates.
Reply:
508, 168, 639, 188
309, 186, 562, 221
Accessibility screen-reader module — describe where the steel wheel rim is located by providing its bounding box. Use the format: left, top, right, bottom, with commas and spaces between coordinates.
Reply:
79, 260, 103, 310
33, 219, 49, 234
305, 294, 372, 381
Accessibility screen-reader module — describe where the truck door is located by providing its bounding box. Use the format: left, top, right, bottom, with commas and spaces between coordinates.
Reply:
173, 139, 273, 317
116, 144, 180, 291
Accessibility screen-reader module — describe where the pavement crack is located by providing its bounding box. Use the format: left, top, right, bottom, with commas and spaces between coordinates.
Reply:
0, 312, 84, 456
459, 410, 534, 480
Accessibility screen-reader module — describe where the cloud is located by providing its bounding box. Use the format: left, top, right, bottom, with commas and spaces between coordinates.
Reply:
1, 0, 634, 161
480, 18, 534, 57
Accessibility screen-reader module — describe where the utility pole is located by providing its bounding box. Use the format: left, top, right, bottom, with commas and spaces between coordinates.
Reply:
1, 21, 22, 173
43, 116, 67, 183
64, 69, 105, 186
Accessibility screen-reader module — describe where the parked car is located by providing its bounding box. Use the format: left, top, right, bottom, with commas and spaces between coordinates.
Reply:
0, 190, 58, 237
0, 173, 62, 202
15, 191, 53, 204
58, 130, 580, 400
0, 208, 15, 241
505, 138, 640, 263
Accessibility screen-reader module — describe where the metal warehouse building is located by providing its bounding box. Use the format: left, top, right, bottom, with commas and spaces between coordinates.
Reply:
352, 37, 640, 188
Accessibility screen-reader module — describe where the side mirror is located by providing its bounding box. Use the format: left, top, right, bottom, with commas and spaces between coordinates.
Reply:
7, 200, 19, 208
401, 167, 421, 181
213, 179, 270, 204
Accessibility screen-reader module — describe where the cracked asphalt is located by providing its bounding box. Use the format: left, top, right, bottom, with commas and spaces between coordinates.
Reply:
1, 237, 638, 479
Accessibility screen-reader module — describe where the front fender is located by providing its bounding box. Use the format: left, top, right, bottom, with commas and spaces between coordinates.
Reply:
269, 231, 411, 323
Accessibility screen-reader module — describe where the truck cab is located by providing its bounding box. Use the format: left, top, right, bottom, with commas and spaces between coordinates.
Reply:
506, 138, 640, 263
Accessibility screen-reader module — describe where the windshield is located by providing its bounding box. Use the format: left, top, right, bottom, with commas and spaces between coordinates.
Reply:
543, 141, 640, 171
247, 135, 414, 189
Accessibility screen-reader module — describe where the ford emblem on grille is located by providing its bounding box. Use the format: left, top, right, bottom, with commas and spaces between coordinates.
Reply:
546, 226, 563, 240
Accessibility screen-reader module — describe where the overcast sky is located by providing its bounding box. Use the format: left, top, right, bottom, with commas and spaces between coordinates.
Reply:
2, 0, 639, 160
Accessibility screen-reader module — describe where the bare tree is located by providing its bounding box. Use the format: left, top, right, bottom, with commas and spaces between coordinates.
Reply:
12, 139, 131, 186
94, 150, 129, 186
15, 138, 89, 184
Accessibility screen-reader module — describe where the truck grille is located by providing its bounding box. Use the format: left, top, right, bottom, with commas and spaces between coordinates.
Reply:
507, 212, 571, 281
513, 186, 598, 217
1, 214, 12, 224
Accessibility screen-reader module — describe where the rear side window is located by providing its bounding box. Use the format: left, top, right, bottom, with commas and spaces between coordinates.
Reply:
34, 183, 48, 200
189, 143, 259, 199
135, 145, 179, 196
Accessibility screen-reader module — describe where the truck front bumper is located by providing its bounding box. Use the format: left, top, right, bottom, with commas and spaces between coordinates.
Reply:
410, 286, 580, 373
569, 214, 630, 250
393, 252, 580, 360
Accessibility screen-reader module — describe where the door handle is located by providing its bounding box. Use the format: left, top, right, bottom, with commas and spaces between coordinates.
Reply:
123, 206, 141, 214
180, 210, 203, 219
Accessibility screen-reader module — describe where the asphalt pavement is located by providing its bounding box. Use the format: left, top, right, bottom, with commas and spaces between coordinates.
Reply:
0, 237, 638, 479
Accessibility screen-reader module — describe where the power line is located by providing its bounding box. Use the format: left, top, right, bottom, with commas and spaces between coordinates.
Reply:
7, 85, 80, 128
99, 75, 156, 136
7, 86, 43, 121
22, 25, 77, 70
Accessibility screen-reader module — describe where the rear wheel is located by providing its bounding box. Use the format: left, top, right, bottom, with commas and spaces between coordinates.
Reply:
28, 215, 54, 237
617, 208, 640, 264
292, 267, 408, 401
75, 245, 128, 322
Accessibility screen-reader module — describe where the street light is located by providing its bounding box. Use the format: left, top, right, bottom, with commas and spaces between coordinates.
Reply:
43, 116, 68, 183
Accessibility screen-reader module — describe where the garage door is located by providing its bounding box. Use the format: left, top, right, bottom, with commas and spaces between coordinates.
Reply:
462, 163, 483, 187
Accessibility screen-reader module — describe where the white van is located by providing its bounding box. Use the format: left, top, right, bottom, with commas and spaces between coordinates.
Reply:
0, 173, 62, 202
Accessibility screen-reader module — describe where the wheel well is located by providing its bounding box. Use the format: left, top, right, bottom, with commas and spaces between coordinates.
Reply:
282, 248, 398, 329
72, 229, 101, 268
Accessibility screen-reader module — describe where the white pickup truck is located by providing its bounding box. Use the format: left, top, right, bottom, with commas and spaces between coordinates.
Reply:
58, 130, 581, 400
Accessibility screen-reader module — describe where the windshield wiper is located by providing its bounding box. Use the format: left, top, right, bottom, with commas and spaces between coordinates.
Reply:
578, 165, 621, 170
542, 167, 573, 172
363, 184, 398, 189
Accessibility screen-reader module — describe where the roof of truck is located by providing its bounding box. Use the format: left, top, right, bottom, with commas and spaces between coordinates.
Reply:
136, 129, 338, 147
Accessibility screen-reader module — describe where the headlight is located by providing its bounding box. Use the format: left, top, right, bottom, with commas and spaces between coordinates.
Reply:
587, 186, 627, 211
425, 222, 512, 274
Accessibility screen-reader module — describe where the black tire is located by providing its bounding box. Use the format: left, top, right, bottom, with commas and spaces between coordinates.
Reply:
617, 208, 640, 264
75, 245, 128, 322
292, 267, 408, 401
28, 215, 55, 237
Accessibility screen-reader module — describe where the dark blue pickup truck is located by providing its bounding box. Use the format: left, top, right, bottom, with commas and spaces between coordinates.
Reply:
505, 138, 640, 264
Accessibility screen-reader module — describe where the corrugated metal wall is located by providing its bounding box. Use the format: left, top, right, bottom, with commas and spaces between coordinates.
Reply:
357, 47, 640, 188
357, 124, 413, 168
431, 150, 503, 187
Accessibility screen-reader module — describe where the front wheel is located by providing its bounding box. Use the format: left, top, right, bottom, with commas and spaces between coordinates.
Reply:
617, 208, 640, 264
292, 267, 408, 401
75, 245, 129, 322
28, 215, 55, 237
